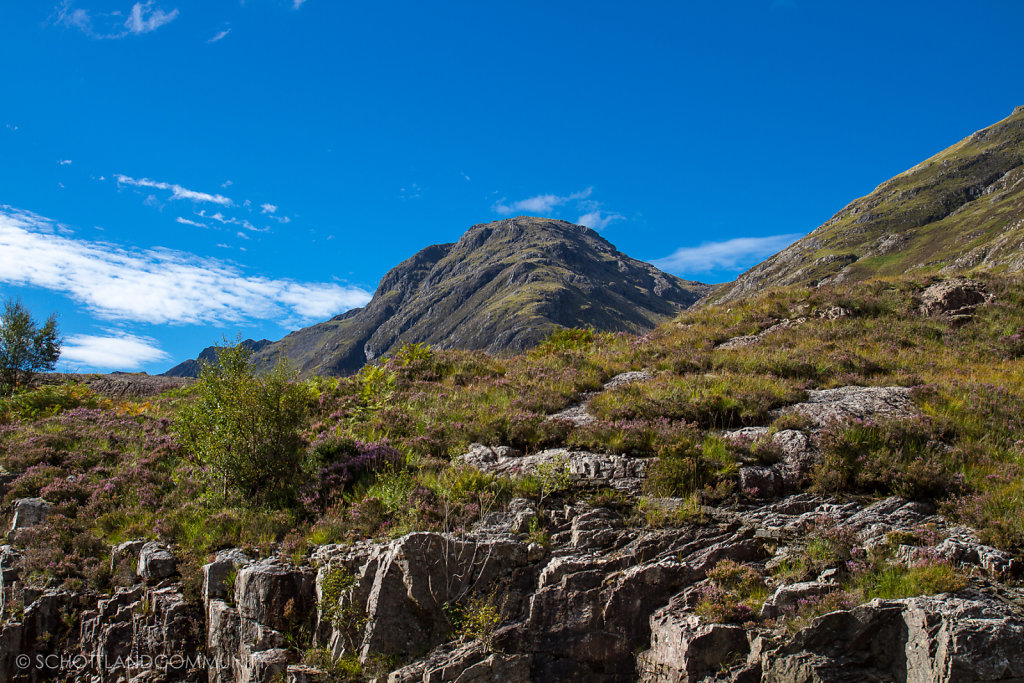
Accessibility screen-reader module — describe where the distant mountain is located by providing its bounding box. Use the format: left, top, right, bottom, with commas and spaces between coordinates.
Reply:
165, 217, 710, 377
707, 105, 1024, 304
163, 338, 272, 378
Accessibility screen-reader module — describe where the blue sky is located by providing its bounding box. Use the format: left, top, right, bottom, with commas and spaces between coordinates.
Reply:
1, 1, 1022, 373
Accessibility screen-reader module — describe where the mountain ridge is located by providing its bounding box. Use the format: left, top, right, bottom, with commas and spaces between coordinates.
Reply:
705, 106, 1024, 303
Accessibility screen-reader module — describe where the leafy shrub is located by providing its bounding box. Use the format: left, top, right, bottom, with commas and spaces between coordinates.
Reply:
446, 591, 505, 648
173, 343, 315, 503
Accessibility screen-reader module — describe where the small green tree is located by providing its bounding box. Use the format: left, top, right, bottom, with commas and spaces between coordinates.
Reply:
0, 298, 61, 395
173, 342, 314, 503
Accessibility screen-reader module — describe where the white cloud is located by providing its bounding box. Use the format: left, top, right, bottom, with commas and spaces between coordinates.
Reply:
196, 209, 265, 232
0, 205, 372, 325
577, 211, 624, 231
58, 159, 73, 166
260, 203, 278, 214
125, 1, 178, 35
62, 333, 169, 370
293, 0, 308, 8
55, 1, 178, 39
116, 174, 232, 205
175, 216, 207, 228
493, 187, 592, 216
651, 234, 802, 275
207, 28, 231, 43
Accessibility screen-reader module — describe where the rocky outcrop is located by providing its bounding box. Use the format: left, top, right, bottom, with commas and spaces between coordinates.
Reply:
638, 608, 749, 682
777, 385, 916, 427
715, 307, 851, 350
459, 445, 652, 495
0, 491, 1020, 682
7, 499, 50, 541
918, 277, 990, 321
761, 594, 1024, 682
137, 542, 178, 581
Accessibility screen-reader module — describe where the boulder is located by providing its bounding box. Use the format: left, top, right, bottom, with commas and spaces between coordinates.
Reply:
244, 648, 291, 683
344, 532, 531, 664
638, 607, 749, 682
111, 539, 147, 569
0, 544, 21, 583
136, 542, 177, 580
740, 466, 784, 499
919, 277, 989, 319
759, 581, 830, 619
388, 641, 532, 682
7, 498, 51, 540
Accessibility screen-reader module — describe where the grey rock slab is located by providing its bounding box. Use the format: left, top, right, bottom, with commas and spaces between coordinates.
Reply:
777, 385, 917, 427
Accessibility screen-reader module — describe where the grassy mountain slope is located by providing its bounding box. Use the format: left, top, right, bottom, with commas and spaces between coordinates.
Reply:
708, 106, 1024, 304
7, 272, 1024, 597
178, 217, 709, 377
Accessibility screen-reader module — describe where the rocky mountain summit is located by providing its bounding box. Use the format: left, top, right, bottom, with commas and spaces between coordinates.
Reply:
165, 217, 709, 378
708, 106, 1024, 304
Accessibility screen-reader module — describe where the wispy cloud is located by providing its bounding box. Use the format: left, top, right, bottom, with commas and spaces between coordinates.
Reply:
493, 188, 593, 216
293, 0, 308, 8
175, 216, 208, 228
125, 1, 178, 34
58, 159, 73, 166
55, 1, 179, 39
0, 206, 371, 325
207, 28, 231, 43
116, 174, 232, 206
651, 234, 801, 275
260, 203, 278, 214
195, 209, 265, 232
577, 211, 624, 231
62, 333, 169, 370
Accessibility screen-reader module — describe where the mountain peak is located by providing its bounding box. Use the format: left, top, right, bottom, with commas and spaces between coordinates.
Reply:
166, 218, 709, 377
